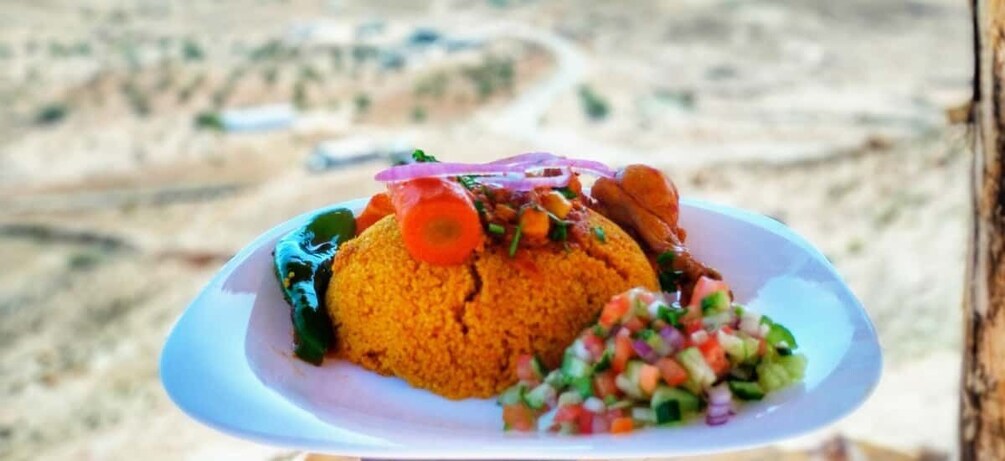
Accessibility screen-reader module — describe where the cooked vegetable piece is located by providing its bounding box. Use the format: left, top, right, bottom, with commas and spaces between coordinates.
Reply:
355, 192, 395, 235
519, 206, 551, 240
541, 190, 573, 219
273, 208, 356, 364
388, 177, 483, 265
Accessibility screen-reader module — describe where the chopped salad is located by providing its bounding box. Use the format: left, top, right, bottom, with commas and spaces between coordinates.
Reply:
499, 279, 806, 434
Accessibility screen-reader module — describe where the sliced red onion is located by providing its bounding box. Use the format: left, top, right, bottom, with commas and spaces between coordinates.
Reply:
706, 403, 732, 418
632, 339, 659, 363
375, 162, 522, 182
489, 152, 557, 165
706, 412, 732, 426
659, 326, 686, 351
490, 152, 617, 178
478, 168, 572, 191
707, 383, 732, 405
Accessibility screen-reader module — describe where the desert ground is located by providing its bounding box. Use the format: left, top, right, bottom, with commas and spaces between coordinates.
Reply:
0, 0, 973, 460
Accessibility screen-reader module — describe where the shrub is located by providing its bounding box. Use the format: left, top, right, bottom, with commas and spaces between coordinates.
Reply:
353, 92, 371, 115
34, 103, 69, 125
194, 111, 224, 131
577, 85, 610, 121
411, 105, 427, 123
182, 38, 204, 61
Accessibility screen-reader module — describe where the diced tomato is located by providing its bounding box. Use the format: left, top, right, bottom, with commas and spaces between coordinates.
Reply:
682, 317, 703, 335
698, 337, 730, 376
655, 357, 689, 387
689, 276, 730, 308
577, 409, 595, 434
720, 325, 735, 335
599, 295, 630, 327
582, 333, 606, 360
611, 417, 634, 434
503, 404, 537, 432
613, 334, 634, 374
515, 355, 541, 384
623, 316, 645, 333
554, 404, 583, 425
639, 363, 661, 396
593, 372, 620, 399
758, 338, 767, 356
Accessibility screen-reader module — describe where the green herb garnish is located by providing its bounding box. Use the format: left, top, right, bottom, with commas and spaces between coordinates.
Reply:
488, 223, 505, 235
509, 223, 523, 257
555, 186, 578, 199
592, 226, 607, 243
658, 269, 684, 293
411, 149, 478, 190
657, 251, 676, 267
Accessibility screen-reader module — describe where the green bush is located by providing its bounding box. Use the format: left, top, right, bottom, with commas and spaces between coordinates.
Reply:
293, 80, 308, 109
34, 103, 69, 125
411, 105, 427, 123
182, 38, 204, 61
194, 111, 224, 131
578, 85, 610, 121
353, 92, 371, 115
462, 55, 515, 100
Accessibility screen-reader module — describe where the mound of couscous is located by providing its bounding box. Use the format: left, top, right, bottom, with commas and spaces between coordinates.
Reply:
327, 210, 658, 399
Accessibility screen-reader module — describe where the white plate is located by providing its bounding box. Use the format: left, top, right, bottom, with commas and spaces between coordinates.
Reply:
160, 198, 881, 459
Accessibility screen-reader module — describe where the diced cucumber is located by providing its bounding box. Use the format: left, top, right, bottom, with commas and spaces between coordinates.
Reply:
624, 360, 646, 389
615, 373, 644, 400
594, 349, 613, 373
676, 347, 716, 388
657, 305, 683, 327
524, 383, 556, 410
607, 400, 633, 411
631, 406, 656, 424
569, 376, 594, 398
652, 399, 681, 425
756, 362, 790, 392
651, 385, 701, 413
700, 291, 730, 315
728, 380, 766, 401
544, 369, 564, 387
498, 383, 526, 406
777, 353, 807, 381
561, 353, 592, 379
717, 330, 746, 360
558, 390, 583, 407
765, 322, 798, 350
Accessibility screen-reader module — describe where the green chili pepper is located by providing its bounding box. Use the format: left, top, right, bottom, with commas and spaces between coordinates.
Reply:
273, 208, 356, 365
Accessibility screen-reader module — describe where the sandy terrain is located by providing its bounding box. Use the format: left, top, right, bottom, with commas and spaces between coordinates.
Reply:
0, 0, 973, 460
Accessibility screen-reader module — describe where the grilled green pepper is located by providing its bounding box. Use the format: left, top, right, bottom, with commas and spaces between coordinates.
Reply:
273, 208, 356, 365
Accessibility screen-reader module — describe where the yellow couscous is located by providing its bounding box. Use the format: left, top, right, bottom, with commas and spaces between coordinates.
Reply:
327, 210, 658, 399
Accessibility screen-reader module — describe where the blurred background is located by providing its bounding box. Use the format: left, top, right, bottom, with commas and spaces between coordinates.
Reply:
0, 0, 973, 460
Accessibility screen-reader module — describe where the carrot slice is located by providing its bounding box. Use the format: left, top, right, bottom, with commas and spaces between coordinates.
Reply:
610, 417, 634, 434
355, 192, 395, 235
388, 178, 483, 266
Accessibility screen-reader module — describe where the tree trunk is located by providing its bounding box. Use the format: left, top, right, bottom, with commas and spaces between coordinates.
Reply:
962, 1, 1005, 459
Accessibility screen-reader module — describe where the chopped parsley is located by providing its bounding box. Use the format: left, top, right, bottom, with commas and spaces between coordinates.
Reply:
657, 251, 676, 267
592, 226, 607, 243
555, 186, 578, 200
411, 149, 478, 190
